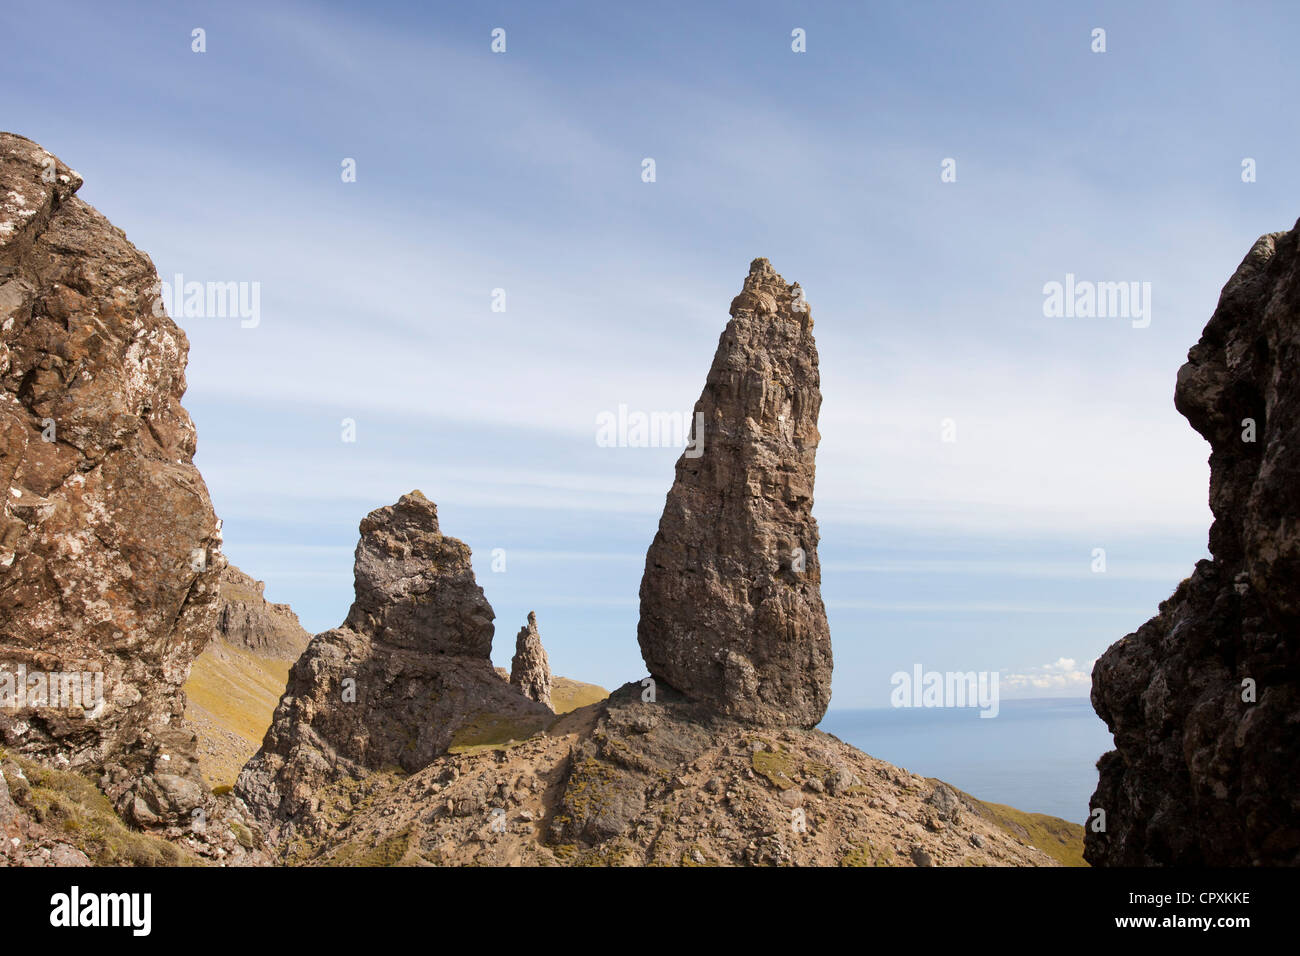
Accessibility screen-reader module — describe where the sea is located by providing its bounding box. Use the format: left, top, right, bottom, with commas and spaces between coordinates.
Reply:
818, 697, 1112, 823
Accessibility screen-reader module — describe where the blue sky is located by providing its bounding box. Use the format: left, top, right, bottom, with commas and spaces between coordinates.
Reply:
4, 0, 1296, 707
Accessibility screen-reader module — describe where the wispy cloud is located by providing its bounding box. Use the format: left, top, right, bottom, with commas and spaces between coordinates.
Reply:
1004, 658, 1096, 693
7, 0, 1293, 704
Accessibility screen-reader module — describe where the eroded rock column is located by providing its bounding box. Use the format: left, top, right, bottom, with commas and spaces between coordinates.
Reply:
637, 258, 832, 728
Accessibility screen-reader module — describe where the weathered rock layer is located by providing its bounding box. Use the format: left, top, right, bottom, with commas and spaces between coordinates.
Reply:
638, 258, 831, 727
1088, 222, 1300, 866
0, 133, 223, 828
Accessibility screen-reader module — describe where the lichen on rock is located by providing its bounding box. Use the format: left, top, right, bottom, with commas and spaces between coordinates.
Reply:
0, 132, 223, 830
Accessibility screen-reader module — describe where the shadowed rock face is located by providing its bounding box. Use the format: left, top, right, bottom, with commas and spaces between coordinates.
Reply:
0, 133, 223, 828
637, 258, 831, 728
511, 612, 552, 709
236, 491, 550, 839
1087, 222, 1300, 866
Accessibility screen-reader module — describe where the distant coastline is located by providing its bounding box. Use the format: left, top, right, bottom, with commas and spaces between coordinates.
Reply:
820, 697, 1110, 822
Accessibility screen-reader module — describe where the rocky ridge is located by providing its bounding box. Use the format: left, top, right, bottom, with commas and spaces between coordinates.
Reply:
238, 261, 1070, 867
287, 683, 1065, 867
212, 564, 311, 659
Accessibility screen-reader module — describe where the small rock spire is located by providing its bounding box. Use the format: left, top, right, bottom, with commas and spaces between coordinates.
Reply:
511, 611, 553, 709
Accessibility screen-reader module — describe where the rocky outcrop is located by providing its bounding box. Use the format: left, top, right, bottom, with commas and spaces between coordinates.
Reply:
1087, 222, 1300, 866
0, 748, 268, 866
638, 258, 831, 728
235, 491, 551, 842
0, 133, 223, 829
510, 612, 552, 709
227, 261, 1077, 869
213, 564, 310, 659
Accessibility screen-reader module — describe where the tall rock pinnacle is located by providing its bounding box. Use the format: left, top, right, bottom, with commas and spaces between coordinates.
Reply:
637, 258, 831, 727
1087, 222, 1300, 865
236, 491, 550, 833
510, 611, 552, 709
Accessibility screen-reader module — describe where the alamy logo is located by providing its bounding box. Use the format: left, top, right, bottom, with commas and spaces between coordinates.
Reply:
890, 664, 1000, 718
0, 664, 104, 717
1042, 274, 1151, 328
49, 886, 151, 936
150, 274, 260, 328
595, 405, 705, 458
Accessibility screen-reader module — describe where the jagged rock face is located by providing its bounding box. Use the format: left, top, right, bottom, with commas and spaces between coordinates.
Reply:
510, 612, 552, 709
1087, 223, 1300, 866
236, 491, 550, 839
0, 133, 223, 828
638, 258, 831, 728
215, 564, 310, 659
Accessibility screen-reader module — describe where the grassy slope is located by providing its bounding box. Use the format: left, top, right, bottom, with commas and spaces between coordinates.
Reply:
186, 643, 294, 744
184, 641, 297, 788
446, 678, 610, 755
186, 645, 1083, 868
946, 781, 1087, 866
550, 677, 609, 714
0, 750, 201, 866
